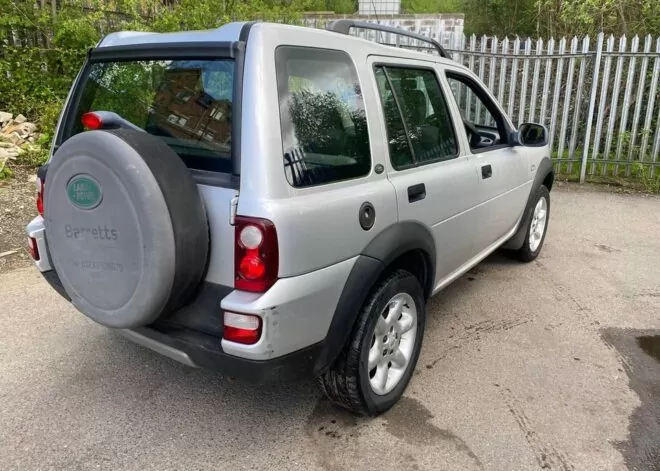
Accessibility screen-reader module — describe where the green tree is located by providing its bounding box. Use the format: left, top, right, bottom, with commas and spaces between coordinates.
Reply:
402, 0, 462, 13
534, 0, 660, 37
0, 0, 311, 139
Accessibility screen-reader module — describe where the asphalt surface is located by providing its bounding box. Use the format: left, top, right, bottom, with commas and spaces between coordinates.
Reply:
1, 184, 659, 471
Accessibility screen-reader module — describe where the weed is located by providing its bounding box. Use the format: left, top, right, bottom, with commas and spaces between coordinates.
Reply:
0, 165, 13, 180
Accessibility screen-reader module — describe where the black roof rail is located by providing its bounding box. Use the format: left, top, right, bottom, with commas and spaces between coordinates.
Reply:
326, 19, 452, 59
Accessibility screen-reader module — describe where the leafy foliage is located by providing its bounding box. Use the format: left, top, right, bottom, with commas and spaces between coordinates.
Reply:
0, 0, 312, 142
535, 0, 660, 37
456, 0, 660, 37
1, 0, 658, 174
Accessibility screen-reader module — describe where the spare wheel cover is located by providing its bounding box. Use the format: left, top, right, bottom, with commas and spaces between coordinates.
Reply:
44, 129, 209, 328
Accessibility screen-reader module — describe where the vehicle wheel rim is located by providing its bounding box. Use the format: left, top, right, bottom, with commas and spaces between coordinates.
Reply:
529, 196, 548, 253
367, 292, 417, 396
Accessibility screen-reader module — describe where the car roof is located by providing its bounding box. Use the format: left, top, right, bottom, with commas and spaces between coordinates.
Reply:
97, 21, 460, 69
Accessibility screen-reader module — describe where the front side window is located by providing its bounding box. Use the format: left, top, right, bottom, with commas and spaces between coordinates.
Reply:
276, 47, 371, 188
446, 73, 509, 151
66, 59, 235, 172
374, 65, 458, 169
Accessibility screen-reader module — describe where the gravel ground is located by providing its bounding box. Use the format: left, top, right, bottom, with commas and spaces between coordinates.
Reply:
0, 166, 37, 272
1, 185, 659, 470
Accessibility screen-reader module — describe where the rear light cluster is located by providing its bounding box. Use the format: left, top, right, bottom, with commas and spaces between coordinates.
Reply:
36, 177, 44, 217
223, 312, 262, 345
28, 176, 44, 261
27, 237, 39, 261
81, 112, 103, 130
224, 216, 278, 345
234, 216, 278, 293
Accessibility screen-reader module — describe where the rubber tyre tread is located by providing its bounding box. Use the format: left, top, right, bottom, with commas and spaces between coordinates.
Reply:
515, 185, 550, 262
318, 269, 425, 416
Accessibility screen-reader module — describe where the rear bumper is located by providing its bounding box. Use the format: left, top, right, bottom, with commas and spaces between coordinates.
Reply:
37, 266, 327, 381
117, 326, 323, 382
28, 214, 354, 380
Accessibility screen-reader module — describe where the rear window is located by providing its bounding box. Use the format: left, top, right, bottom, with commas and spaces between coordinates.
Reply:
65, 59, 235, 172
275, 47, 371, 188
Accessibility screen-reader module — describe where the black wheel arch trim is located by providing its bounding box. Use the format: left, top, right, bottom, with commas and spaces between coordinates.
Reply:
361, 223, 436, 277
314, 222, 436, 374
503, 157, 554, 250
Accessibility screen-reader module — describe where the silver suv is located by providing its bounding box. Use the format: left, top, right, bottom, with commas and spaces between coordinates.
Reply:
26, 21, 553, 415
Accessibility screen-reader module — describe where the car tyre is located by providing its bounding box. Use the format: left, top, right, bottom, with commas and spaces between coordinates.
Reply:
515, 185, 550, 262
318, 269, 425, 416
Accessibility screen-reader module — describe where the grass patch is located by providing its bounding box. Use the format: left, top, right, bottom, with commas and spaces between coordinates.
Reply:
554, 160, 660, 194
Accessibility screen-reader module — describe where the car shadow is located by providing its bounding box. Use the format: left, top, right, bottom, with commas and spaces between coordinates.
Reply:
46, 325, 322, 454
46, 247, 530, 447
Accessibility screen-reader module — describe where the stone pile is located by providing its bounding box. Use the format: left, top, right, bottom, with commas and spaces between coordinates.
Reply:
0, 111, 41, 173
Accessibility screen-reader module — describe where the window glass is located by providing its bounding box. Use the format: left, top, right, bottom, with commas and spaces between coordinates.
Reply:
446, 74, 509, 151
67, 59, 235, 172
446, 76, 498, 128
276, 47, 371, 187
375, 66, 458, 169
374, 67, 413, 168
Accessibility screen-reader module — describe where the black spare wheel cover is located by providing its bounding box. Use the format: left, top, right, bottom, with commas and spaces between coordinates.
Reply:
44, 129, 209, 328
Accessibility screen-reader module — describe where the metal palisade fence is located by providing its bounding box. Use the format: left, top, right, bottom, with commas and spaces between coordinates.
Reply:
307, 19, 660, 181
449, 33, 660, 181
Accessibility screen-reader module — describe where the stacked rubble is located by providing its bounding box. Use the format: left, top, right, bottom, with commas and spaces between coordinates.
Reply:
0, 112, 41, 174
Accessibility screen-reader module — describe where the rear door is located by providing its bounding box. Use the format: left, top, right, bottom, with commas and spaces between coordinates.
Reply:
369, 57, 482, 289
56, 53, 240, 287
443, 69, 530, 249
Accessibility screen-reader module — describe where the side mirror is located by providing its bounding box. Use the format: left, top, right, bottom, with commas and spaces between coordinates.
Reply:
510, 123, 548, 147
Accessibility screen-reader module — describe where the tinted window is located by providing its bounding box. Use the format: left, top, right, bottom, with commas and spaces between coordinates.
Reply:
66, 59, 235, 172
276, 47, 370, 187
374, 67, 414, 168
375, 66, 458, 169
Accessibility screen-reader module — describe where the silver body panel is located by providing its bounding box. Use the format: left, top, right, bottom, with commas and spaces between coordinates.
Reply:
221, 256, 357, 359
196, 185, 238, 287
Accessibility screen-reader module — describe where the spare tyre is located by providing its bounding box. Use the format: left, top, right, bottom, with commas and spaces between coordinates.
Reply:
44, 129, 209, 329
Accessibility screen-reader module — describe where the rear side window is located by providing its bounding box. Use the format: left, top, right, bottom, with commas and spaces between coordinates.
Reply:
374, 66, 458, 169
65, 59, 235, 172
276, 47, 371, 188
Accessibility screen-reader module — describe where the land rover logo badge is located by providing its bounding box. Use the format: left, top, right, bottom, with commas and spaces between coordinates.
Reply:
67, 175, 102, 210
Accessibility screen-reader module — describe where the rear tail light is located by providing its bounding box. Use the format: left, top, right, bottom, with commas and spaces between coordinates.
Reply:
81, 112, 103, 130
28, 237, 40, 261
234, 216, 278, 293
223, 312, 262, 345
36, 177, 44, 216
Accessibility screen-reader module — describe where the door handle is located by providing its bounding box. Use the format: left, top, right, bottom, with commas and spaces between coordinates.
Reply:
481, 164, 492, 179
407, 183, 426, 203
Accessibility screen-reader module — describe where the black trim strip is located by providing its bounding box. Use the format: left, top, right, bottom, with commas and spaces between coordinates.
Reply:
471, 143, 511, 154
190, 168, 240, 189
88, 41, 238, 61
231, 42, 246, 176
239, 22, 256, 41
381, 66, 417, 163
